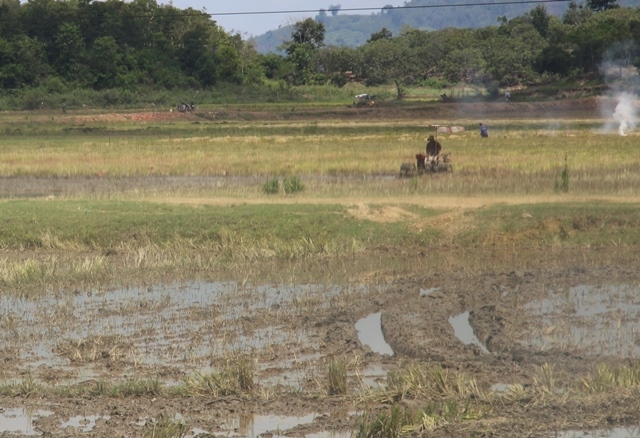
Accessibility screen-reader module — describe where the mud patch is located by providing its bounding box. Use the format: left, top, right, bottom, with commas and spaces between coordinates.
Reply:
346, 204, 418, 223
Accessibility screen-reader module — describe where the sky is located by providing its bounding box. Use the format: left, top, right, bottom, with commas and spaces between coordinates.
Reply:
164, 1, 393, 37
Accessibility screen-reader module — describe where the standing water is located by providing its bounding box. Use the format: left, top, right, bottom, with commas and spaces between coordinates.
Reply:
355, 313, 394, 355
448, 311, 489, 353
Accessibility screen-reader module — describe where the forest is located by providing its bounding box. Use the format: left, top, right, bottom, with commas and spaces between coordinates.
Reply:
0, 0, 638, 107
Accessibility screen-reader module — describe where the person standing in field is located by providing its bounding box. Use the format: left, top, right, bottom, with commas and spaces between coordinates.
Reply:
425, 135, 442, 165
479, 123, 488, 138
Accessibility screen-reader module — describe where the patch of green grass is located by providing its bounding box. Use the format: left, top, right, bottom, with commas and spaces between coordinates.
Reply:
459, 202, 640, 247
0, 372, 42, 397
0, 200, 424, 250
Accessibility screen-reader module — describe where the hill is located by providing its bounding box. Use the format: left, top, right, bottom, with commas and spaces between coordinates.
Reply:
252, 0, 636, 53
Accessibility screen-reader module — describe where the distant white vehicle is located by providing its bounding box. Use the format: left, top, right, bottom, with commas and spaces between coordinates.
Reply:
353, 93, 375, 107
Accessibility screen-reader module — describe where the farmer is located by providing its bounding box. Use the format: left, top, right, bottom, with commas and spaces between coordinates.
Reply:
425, 135, 442, 165
479, 123, 488, 138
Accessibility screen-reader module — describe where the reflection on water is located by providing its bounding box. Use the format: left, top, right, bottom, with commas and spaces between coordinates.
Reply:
221, 413, 353, 438
523, 284, 640, 357
222, 413, 316, 437
0, 408, 53, 436
449, 311, 489, 353
61, 414, 109, 432
0, 281, 381, 373
355, 313, 394, 355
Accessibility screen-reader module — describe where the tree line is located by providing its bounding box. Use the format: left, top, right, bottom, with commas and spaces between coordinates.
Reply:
274, 2, 640, 97
0, 0, 261, 91
0, 0, 638, 102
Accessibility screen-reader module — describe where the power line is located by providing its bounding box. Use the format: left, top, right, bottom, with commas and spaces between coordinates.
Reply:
209, 0, 574, 17
0, 0, 575, 24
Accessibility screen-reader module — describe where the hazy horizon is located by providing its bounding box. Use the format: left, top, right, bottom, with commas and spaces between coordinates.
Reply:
163, 1, 392, 36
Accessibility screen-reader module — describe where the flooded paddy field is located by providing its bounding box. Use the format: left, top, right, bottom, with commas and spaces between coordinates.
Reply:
0, 249, 639, 437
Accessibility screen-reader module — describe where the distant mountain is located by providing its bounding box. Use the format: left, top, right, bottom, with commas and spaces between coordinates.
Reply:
252, 0, 638, 53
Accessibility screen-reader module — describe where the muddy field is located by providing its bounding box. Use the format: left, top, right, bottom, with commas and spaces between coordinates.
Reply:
1, 98, 640, 437
0, 244, 638, 437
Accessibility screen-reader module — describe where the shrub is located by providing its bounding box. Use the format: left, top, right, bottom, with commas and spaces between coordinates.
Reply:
283, 176, 304, 194
262, 177, 280, 194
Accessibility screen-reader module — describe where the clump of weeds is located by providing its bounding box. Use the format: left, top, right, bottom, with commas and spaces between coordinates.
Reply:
262, 177, 280, 194
372, 365, 483, 403
182, 353, 255, 397
283, 176, 304, 194
145, 413, 188, 438
327, 357, 348, 396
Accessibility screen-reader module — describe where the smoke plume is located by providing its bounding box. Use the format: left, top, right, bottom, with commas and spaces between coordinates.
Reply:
598, 41, 640, 136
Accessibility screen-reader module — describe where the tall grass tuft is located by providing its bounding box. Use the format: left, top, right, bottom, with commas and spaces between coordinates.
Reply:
533, 363, 556, 396
183, 353, 254, 397
327, 358, 348, 396
582, 363, 640, 393
283, 176, 305, 194
0, 373, 42, 397
355, 406, 415, 438
262, 177, 280, 194
555, 154, 569, 193
355, 401, 484, 437
145, 413, 187, 438
379, 365, 483, 402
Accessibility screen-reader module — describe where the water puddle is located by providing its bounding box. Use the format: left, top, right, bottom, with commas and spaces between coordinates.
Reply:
448, 311, 489, 353
61, 414, 109, 432
358, 364, 390, 388
420, 287, 439, 297
222, 413, 316, 436
0, 281, 383, 373
522, 284, 640, 357
555, 426, 640, 437
490, 383, 516, 394
0, 408, 53, 436
220, 413, 353, 438
306, 432, 353, 438
355, 313, 394, 355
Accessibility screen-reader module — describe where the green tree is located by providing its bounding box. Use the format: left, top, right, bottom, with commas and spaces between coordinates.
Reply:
360, 38, 415, 99
11, 36, 50, 86
530, 5, 551, 38
568, 8, 638, 73
563, 2, 593, 26
54, 23, 87, 83
286, 18, 325, 51
87, 36, 134, 89
441, 48, 486, 84
367, 28, 392, 43
281, 18, 326, 85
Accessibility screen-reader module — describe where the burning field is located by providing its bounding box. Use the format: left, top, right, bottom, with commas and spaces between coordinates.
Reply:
0, 98, 639, 437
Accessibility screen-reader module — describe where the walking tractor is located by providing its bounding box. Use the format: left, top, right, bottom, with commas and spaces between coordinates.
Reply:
399, 124, 454, 177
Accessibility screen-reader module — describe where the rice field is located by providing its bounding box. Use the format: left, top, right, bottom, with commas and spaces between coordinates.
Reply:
0, 99, 639, 437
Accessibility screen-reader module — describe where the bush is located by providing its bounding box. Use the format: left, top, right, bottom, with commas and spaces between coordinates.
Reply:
283, 176, 304, 194
262, 177, 280, 195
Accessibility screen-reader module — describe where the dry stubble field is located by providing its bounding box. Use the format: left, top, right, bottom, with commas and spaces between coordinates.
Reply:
0, 97, 639, 437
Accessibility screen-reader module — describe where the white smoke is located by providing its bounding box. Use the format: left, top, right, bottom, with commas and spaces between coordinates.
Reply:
598, 41, 640, 136
612, 93, 637, 136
